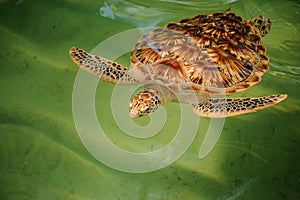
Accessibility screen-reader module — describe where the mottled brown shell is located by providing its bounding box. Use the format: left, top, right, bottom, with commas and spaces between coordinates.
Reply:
130, 10, 270, 94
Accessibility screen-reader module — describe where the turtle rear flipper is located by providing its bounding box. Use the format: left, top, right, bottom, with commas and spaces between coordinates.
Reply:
248, 16, 271, 37
192, 94, 287, 118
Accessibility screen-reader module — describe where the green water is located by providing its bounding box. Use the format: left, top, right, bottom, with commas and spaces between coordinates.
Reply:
0, 0, 299, 199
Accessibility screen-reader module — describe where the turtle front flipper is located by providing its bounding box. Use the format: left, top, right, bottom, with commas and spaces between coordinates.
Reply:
69, 47, 138, 85
192, 94, 287, 118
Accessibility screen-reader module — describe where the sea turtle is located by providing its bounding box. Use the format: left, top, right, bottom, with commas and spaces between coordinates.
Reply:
70, 9, 287, 118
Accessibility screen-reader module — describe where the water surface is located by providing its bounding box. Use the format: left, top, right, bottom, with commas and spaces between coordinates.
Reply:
0, 0, 299, 199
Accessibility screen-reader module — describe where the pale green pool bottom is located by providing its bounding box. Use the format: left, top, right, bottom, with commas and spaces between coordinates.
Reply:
0, 0, 299, 199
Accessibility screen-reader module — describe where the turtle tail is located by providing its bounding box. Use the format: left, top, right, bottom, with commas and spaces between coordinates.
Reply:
248, 15, 271, 37
192, 94, 287, 118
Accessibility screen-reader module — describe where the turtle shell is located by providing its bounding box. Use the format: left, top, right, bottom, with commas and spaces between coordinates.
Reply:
130, 10, 270, 94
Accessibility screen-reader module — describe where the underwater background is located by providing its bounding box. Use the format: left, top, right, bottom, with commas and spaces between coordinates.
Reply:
0, 0, 299, 199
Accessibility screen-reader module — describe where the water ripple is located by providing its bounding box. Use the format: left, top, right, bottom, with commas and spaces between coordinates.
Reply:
269, 61, 300, 84
99, 0, 173, 27
98, 0, 239, 27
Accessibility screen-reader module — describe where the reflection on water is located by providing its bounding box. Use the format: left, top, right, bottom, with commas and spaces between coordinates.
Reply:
269, 61, 300, 83
0, 0, 299, 199
98, 0, 241, 27
99, 0, 173, 27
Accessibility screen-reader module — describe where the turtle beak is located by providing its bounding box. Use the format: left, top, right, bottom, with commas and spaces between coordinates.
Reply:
129, 104, 150, 118
129, 111, 141, 118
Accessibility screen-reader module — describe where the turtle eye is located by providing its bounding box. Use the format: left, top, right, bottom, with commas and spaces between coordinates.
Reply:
137, 104, 150, 115
140, 108, 149, 114
140, 100, 151, 112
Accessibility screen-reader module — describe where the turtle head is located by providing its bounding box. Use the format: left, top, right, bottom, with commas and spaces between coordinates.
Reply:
129, 89, 160, 118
